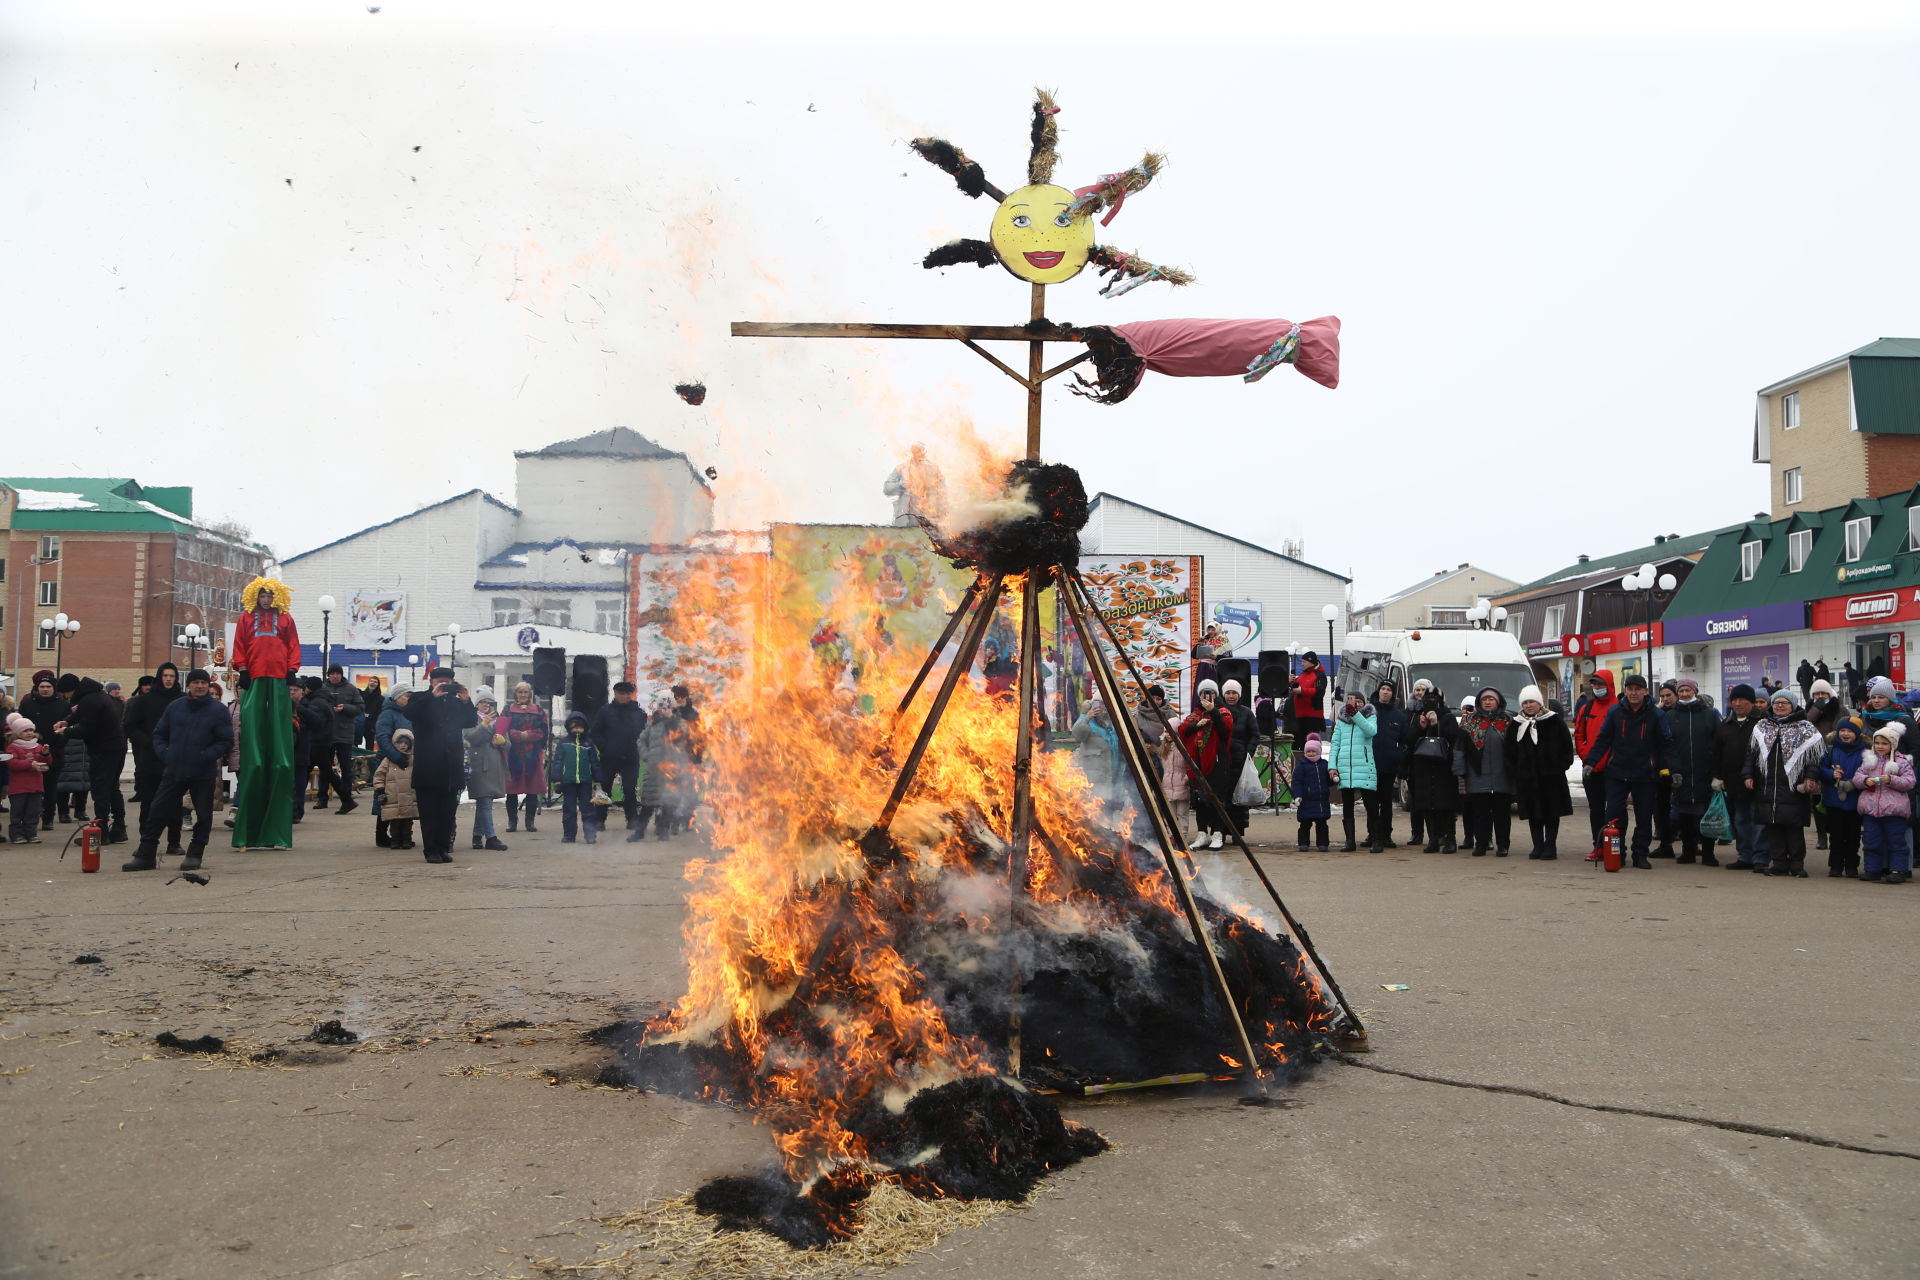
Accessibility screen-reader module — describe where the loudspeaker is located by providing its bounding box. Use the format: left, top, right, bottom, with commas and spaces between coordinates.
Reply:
1217, 657, 1253, 695
531, 647, 567, 697
1257, 649, 1291, 698
570, 654, 610, 717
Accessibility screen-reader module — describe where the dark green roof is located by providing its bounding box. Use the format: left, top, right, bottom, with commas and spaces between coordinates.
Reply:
1664, 490, 1920, 617
1505, 524, 1743, 596
2, 477, 259, 547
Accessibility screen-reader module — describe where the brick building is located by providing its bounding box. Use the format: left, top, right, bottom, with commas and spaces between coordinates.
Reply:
0, 478, 269, 692
1754, 337, 1920, 519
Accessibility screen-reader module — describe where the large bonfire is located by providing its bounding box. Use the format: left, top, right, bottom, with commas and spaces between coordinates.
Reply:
609, 455, 1341, 1247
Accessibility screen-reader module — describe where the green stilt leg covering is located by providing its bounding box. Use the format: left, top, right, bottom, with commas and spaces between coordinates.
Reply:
232, 676, 295, 849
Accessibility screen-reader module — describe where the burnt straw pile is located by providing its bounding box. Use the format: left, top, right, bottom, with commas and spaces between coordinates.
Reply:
595, 830, 1331, 1247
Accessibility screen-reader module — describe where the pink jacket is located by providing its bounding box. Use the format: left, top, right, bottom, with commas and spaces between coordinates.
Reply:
1850, 751, 1913, 818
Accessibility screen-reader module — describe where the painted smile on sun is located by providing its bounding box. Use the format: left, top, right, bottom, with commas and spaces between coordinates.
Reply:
1023, 250, 1065, 269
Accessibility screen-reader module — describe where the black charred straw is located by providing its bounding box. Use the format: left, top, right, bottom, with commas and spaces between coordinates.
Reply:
674, 381, 707, 406
921, 239, 997, 270
939, 461, 1088, 576
908, 137, 1003, 201
1070, 326, 1145, 405
155, 1031, 226, 1055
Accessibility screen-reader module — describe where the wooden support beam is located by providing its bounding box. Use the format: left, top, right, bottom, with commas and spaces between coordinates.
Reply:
732, 321, 1085, 343
962, 339, 1033, 389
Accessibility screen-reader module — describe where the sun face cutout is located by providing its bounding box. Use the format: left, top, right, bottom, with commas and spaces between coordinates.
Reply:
989, 184, 1093, 285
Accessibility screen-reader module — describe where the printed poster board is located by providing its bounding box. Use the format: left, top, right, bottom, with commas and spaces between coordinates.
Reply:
1074, 555, 1204, 724
346, 589, 407, 651
630, 549, 765, 705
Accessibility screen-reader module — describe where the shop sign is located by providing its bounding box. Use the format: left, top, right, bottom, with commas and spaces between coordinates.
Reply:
1562, 622, 1662, 656
1662, 599, 1808, 644
1809, 587, 1920, 631
1836, 561, 1895, 584
1526, 639, 1563, 658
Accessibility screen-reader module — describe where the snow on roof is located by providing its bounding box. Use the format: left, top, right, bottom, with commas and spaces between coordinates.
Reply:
15, 489, 99, 511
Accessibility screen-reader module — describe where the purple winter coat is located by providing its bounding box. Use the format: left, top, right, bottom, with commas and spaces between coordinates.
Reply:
1850, 751, 1914, 819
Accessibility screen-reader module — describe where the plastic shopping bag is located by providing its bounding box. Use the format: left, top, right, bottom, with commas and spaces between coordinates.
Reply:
1698, 791, 1732, 842
1232, 756, 1266, 807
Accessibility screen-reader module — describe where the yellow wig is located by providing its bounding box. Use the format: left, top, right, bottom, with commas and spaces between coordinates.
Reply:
242, 576, 292, 611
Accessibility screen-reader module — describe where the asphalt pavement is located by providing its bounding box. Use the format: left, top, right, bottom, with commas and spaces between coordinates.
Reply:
0, 803, 1913, 1279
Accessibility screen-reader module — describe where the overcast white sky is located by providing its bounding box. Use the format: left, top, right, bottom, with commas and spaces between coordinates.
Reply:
5, 2, 1918, 604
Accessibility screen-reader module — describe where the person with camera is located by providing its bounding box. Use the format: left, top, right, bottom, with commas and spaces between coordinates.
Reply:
1404, 685, 1460, 853
402, 668, 479, 864
1289, 652, 1329, 751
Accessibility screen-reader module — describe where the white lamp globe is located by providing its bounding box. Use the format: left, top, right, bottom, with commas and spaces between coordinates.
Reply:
1320, 604, 1339, 622
1658, 573, 1677, 592
317, 594, 337, 613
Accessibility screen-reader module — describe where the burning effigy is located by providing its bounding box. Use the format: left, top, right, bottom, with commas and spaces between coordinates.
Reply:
604, 88, 1357, 1258
600, 456, 1347, 1251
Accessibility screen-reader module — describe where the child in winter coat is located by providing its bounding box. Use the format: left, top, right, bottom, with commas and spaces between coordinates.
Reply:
1819, 718, 1867, 878
550, 713, 602, 844
1850, 724, 1914, 883
1292, 732, 1333, 851
371, 729, 419, 849
6, 726, 51, 843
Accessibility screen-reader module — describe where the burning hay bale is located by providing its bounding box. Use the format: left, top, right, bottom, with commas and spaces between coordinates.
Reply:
923, 459, 1087, 575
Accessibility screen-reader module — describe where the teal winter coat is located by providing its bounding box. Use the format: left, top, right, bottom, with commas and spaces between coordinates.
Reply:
1328, 706, 1379, 791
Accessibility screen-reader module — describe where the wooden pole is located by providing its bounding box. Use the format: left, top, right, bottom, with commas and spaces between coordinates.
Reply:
873, 574, 1003, 831
895, 578, 984, 717
1026, 285, 1046, 460
1003, 571, 1046, 1074
1059, 574, 1267, 1094
1064, 568, 1370, 1049
732, 321, 1083, 343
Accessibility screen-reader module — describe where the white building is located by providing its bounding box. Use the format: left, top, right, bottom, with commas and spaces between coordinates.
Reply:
1080, 493, 1352, 660
280, 427, 713, 684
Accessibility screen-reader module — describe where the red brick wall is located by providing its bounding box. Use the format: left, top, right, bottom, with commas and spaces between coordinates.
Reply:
3, 530, 263, 688
1867, 434, 1920, 500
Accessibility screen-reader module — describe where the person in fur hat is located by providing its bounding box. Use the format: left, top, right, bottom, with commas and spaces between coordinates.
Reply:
1742, 687, 1824, 877
1819, 716, 1867, 878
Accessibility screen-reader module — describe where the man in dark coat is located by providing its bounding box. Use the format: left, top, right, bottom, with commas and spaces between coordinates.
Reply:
123, 669, 233, 872
1795, 658, 1816, 703
122, 663, 183, 822
290, 680, 332, 823
1585, 673, 1673, 869
1664, 675, 1721, 864
402, 668, 479, 863
1711, 683, 1770, 870
360, 678, 386, 752
317, 665, 365, 813
589, 682, 649, 830
55, 676, 130, 843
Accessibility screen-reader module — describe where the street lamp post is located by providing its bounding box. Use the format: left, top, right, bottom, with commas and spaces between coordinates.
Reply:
175, 622, 207, 672
317, 594, 337, 675
1622, 564, 1678, 686
446, 622, 461, 677
1320, 603, 1338, 700
52, 613, 81, 677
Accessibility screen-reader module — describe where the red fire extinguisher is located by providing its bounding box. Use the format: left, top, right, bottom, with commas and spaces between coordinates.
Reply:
1601, 818, 1624, 873
79, 817, 103, 873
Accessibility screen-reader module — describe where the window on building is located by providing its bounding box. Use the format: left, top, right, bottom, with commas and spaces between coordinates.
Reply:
537, 599, 572, 628
1783, 467, 1802, 506
1543, 604, 1565, 638
1740, 540, 1762, 581
492, 596, 522, 627
1782, 392, 1800, 430
0, 555, 7, 582
0, 603, 5, 630
37, 581, 58, 606
1429, 607, 1467, 626
1787, 529, 1812, 573
594, 597, 624, 635
1845, 516, 1872, 562
1909, 506, 1920, 552
37, 621, 56, 650
39, 535, 60, 562
1504, 610, 1524, 638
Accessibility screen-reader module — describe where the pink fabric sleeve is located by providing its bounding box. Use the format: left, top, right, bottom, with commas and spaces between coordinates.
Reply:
1111, 316, 1341, 389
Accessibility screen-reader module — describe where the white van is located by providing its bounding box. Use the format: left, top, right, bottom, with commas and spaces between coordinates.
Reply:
1337, 628, 1535, 709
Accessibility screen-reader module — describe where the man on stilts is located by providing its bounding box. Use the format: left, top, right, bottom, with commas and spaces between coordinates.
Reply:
231, 576, 301, 850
